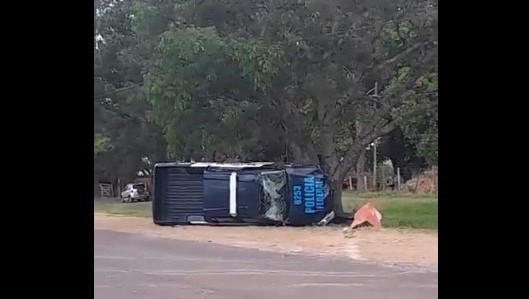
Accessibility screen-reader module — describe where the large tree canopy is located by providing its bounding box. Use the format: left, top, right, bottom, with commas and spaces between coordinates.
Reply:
94, 0, 167, 184
94, 0, 438, 213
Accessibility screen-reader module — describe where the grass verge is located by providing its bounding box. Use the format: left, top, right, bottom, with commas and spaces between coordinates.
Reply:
94, 191, 437, 230
342, 191, 437, 230
94, 201, 152, 218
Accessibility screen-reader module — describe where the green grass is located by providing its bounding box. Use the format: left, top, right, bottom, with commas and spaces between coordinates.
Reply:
94, 191, 438, 230
94, 201, 152, 218
342, 191, 438, 230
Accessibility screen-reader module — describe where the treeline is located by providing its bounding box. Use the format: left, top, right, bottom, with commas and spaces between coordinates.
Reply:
94, 0, 438, 208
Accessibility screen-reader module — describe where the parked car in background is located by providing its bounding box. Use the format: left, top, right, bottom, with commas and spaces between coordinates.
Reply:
120, 183, 150, 203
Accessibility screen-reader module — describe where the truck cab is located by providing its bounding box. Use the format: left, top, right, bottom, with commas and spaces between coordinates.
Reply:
152, 162, 333, 226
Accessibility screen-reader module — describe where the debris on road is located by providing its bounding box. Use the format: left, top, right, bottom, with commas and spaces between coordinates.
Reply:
343, 203, 383, 238
316, 211, 335, 226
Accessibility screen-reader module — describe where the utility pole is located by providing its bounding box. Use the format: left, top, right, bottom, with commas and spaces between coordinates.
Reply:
373, 139, 377, 190
371, 82, 379, 191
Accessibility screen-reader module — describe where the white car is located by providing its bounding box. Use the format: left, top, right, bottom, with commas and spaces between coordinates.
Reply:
120, 183, 150, 203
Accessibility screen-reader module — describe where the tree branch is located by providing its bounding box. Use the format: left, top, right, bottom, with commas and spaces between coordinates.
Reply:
373, 42, 425, 71
333, 120, 396, 179
333, 95, 437, 179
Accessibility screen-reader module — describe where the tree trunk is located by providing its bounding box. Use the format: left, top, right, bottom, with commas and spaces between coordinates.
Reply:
356, 149, 367, 191
331, 176, 355, 219
354, 120, 367, 191
332, 179, 346, 216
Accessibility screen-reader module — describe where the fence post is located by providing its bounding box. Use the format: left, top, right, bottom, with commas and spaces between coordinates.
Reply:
381, 165, 385, 190
117, 178, 121, 198
397, 167, 401, 192
348, 176, 353, 191
433, 166, 438, 197
414, 171, 420, 193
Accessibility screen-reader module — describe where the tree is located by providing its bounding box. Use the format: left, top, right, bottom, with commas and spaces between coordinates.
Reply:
95, 0, 438, 213
94, 0, 168, 186
142, 0, 438, 214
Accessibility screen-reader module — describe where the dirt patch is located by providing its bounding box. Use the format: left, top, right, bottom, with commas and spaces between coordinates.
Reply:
94, 213, 437, 268
351, 228, 438, 267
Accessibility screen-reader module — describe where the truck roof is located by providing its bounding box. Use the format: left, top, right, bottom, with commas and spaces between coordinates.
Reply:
154, 162, 276, 169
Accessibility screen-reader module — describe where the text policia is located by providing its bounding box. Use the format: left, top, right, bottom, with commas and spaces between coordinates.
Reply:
292, 176, 325, 214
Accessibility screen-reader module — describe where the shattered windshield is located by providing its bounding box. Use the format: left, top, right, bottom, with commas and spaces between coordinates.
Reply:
259, 170, 287, 222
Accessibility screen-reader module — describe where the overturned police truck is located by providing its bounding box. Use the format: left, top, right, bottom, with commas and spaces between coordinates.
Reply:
152, 162, 334, 226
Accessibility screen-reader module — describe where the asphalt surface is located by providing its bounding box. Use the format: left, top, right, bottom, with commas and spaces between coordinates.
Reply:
95, 229, 437, 299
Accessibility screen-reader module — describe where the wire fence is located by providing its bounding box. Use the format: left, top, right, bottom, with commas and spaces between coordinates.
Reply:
343, 166, 438, 195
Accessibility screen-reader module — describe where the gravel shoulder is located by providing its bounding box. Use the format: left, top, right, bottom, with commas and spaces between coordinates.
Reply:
94, 213, 437, 268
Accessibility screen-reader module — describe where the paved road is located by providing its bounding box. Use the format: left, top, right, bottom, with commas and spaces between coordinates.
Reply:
95, 229, 437, 299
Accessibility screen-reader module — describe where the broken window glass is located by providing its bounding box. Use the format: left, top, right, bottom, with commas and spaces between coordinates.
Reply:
259, 170, 287, 222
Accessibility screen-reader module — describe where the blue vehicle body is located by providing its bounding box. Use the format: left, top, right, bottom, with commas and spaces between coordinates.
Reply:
152, 162, 334, 226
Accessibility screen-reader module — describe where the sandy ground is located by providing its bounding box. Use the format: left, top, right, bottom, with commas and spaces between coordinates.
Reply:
94, 213, 437, 269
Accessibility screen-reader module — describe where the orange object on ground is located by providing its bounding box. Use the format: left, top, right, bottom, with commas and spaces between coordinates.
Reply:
350, 202, 383, 229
